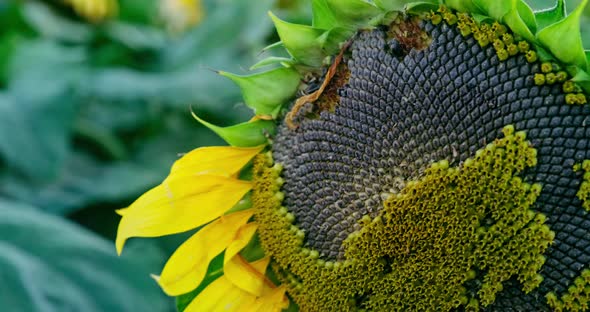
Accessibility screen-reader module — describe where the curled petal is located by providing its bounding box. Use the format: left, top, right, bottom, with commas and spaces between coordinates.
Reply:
185, 258, 270, 312
224, 224, 268, 296
116, 175, 251, 254
155, 210, 255, 296
245, 286, 290, 312
184, 275, 256, 312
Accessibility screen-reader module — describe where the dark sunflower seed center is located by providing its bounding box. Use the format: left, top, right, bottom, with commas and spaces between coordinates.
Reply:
271, 19, 590, 301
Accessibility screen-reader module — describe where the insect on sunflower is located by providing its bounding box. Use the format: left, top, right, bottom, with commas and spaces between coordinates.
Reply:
116, 0, 590, 311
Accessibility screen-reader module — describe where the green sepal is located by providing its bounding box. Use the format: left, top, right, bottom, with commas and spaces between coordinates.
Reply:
568, 66, 590, 93
503, 0, 536, 42
536, 0, 588, 70
534, 44, 556, 62
262, 41, 283, 52
406, 1, 440, 13
325, 0, 383, 28
380, 11, 401, 25
192, 113, 276, 147
250, 57, 295, 70
515, 0, 536, 33
535, 0, 566, 31
269, 12, 327, 67
373, 0, 414, 11
471, 13, 494, 24
473, 0, 511, 21
320, 27, 356, 55
586, 50, 590, 66
312, 0, 339, 29
220, 67, 300, 118
444, 0, 481, 14
225, 194, 253, 213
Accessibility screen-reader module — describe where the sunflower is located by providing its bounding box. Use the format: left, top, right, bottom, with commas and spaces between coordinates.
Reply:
116, 0, 590, 311
61, 0, 118, 21
160, 0, 205, 32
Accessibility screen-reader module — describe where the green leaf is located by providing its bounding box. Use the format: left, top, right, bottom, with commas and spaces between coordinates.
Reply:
21, 2, 93, 43
473, 0, 511, 21
116, 0, 160, 25
220, 67, 300, 118
535, 0, 566, 31
269, 12, 327, 67
373, 0, 413, 11
503, 1, 536, 42
262, 41, 284, 52
516, 0, 537, 33
192, 112, 277, 147
406, 1, 441, 13
312, 0, 339, 29
0, 39, 88, 180
444, 0, 481, 13
569, 65, 590, 92
100, 21, 167, 51
0, 65, 79, 180
320, 27, 356, 55
0, 200, 171, 311
0, 32, 21, 84
0, 116, 224, 215
471, 13, 495, 24
537, 0, 588, 70
534, 44, 557, 62
159, 0, 275, 70
325, 0, 383, 27
250, 56, 295, 70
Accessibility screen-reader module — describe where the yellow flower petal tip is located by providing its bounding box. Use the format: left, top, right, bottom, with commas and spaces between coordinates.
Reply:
170, 145, 264, 178
115, 175, 252, 255
157, 210, 255, 296
150, 274, 160, 282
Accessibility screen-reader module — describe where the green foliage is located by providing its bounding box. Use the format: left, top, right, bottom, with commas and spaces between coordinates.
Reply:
0, 0, 276, 214
0, 199, 169, 311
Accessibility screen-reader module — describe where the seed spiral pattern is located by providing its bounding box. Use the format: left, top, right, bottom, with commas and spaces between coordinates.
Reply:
272, 18, 590, 308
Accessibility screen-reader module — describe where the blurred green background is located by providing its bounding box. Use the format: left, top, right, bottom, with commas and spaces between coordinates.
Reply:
0, 0, 587, 311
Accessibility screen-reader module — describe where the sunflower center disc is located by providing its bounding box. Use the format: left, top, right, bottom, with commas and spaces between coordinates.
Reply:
271, 19, 590, 301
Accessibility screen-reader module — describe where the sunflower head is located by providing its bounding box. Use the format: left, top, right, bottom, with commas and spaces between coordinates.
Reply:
117, 0, 590, 311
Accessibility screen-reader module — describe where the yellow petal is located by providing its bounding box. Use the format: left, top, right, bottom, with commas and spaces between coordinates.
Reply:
244, 286, 289, 312
184, 275, 256, 312
170, 146, 264, 178
185, 257, 271, 312
224, 223, 268, 296
116, 175, 251, 254
156, 210, 255, 296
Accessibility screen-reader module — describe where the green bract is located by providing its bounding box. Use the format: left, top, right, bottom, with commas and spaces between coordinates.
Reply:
221, 0, 590, 108
219, 67, 300, 118
535, 0, 566, 30
191, 112, 276, 148
537, 0, 588, 70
